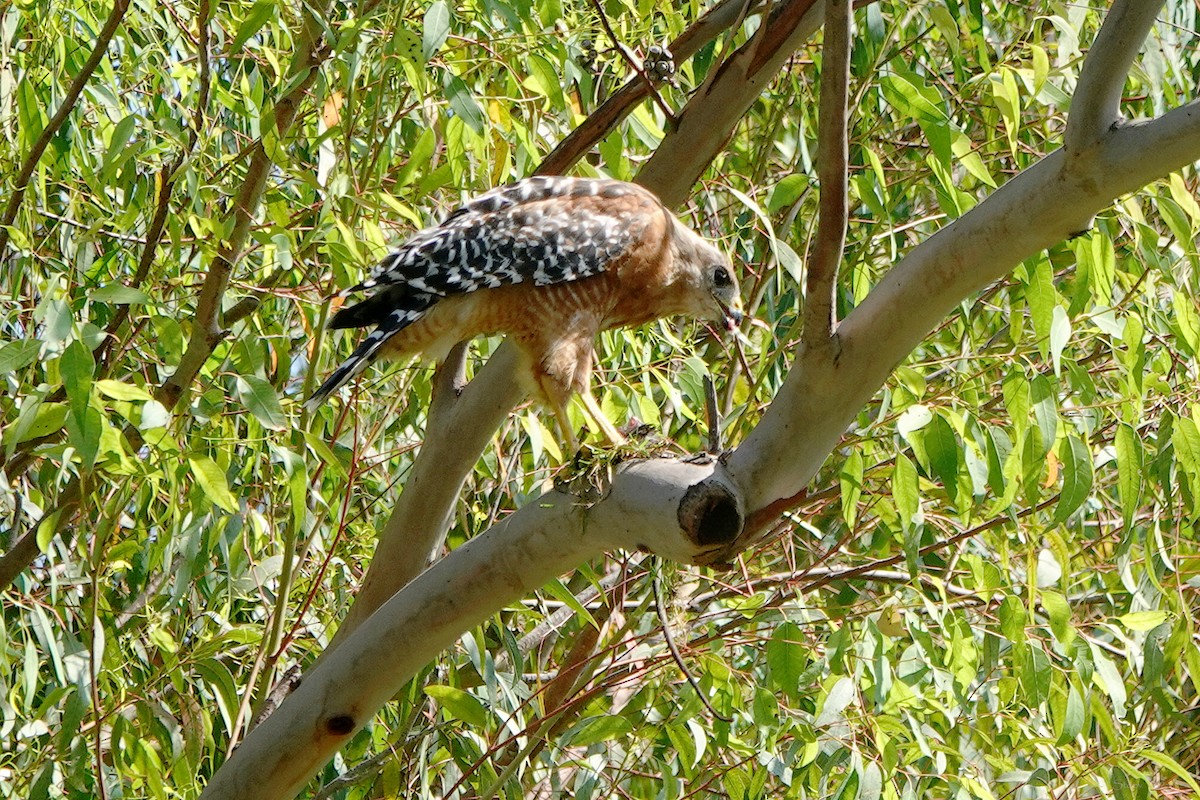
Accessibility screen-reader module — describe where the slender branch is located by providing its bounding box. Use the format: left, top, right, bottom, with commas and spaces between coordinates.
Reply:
747, 0, 821, 76
157, 7, 332, 411
537, 0, 754, 176
95, 0, 213, 373
585, 0, 676, 123
653, 562, 732, 722
1064, 0, 1164, 155
0, 0, 132, 255
801, 0, 851, 346
636, 0, 825, 207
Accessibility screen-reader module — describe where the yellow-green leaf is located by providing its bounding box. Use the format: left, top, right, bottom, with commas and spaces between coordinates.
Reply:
189, 456, 238, 513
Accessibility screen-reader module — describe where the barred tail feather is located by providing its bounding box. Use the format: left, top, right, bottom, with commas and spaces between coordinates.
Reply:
304, 301, 431, 409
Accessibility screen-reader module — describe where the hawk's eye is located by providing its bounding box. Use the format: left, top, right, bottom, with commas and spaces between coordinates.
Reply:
713, 266, 731, 287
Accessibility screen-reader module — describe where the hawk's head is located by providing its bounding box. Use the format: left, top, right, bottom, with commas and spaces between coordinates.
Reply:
671, 220, 744, 332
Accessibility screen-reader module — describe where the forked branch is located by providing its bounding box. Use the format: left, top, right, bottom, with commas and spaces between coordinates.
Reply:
1065, 0, 1164, 155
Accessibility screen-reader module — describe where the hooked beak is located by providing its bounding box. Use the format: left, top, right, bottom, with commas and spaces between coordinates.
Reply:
718, 295, 744, 331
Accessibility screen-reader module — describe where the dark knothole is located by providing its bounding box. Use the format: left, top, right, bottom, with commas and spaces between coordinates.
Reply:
679, 479, 742, 547
326, 714, 356, 736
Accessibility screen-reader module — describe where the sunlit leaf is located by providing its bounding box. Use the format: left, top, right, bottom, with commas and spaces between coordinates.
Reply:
188, 456, 238, 513
424, 685, 489, 727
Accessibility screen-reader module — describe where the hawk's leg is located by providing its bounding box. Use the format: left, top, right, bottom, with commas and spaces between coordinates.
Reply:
576, 388, 627, 447
533, 331, 626, 452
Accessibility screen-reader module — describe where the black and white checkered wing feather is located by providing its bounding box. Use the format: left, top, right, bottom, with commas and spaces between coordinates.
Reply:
305, 177, 649, 408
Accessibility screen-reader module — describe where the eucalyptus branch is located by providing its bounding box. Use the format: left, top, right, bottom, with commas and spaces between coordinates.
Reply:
801, 0, 851, 346
0, 0, 132, 255
1064, 0, 1164, 155
323, 342, 526, 650
585, 0, 676, 124
200, 459, 744, 799
725, 110, 1200, 547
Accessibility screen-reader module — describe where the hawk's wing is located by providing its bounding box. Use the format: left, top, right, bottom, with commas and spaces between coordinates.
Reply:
306, 177, 659, 408
341, 176, 653, 299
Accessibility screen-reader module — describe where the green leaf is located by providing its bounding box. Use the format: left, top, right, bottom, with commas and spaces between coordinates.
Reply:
66, 404, 102, 469
998, 595, 1026, 644
1054, 682, 1085, 745
0, 339, 41, 375
96, 379, 153, 402
1054, 435, 1093, 523
422, 1, 451, 60
236, 376, 287, 431
1114, 423, 1142, 529
1141, 750, 1200, 795
91, 284, 152, 304
523, 54, 565, 108
880, 73, 946, 123
840, 450, 863, 527
424, 685, 489, 727
445, 75, 485, 134
767, 174, 809, 214
1029, 374, 1058, 458
12, 402, 69, 444
541, 577, 598, 629
566, 715, 633, 747
1117, 610, 1168, 632
392, 28, 423, 63
61, 340, 95, 422
231, 0, 276, 52
925, 412, 960, 502
1172, 416, 1200, 482
1049, 305, 1071, 376
766, 622, 807, 699
1040, 590, 1073, 644
989, 67, 1021, 155
1023, 255, 1057, 354
100, 115, 137, 178
892, 452, 920, 528
189, 456, 238, 513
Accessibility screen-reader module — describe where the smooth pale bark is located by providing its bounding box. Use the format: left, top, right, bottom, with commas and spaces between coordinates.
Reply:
724, 101, 1200, 535
200, 460, 742, 798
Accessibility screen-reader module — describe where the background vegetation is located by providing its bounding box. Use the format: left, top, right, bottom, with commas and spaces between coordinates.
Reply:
1, 0, 1198, 797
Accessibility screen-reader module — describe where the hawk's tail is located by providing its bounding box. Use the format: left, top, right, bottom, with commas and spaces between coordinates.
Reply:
304, 291, 436, 410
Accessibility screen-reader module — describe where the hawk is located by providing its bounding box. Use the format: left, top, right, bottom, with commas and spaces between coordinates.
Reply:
306, 176, 742, 449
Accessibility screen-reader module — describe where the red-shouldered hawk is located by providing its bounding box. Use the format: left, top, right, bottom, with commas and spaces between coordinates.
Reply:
306, 176, 742, 449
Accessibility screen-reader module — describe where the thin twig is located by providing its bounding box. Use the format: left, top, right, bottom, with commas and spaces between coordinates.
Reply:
586, 0, 677, 124
0, 0, 133, 255
801, 0, 851, 346
653, 560, 733, 723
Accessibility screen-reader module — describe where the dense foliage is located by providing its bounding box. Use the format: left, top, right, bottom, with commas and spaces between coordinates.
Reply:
1, 0, 1198, 797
